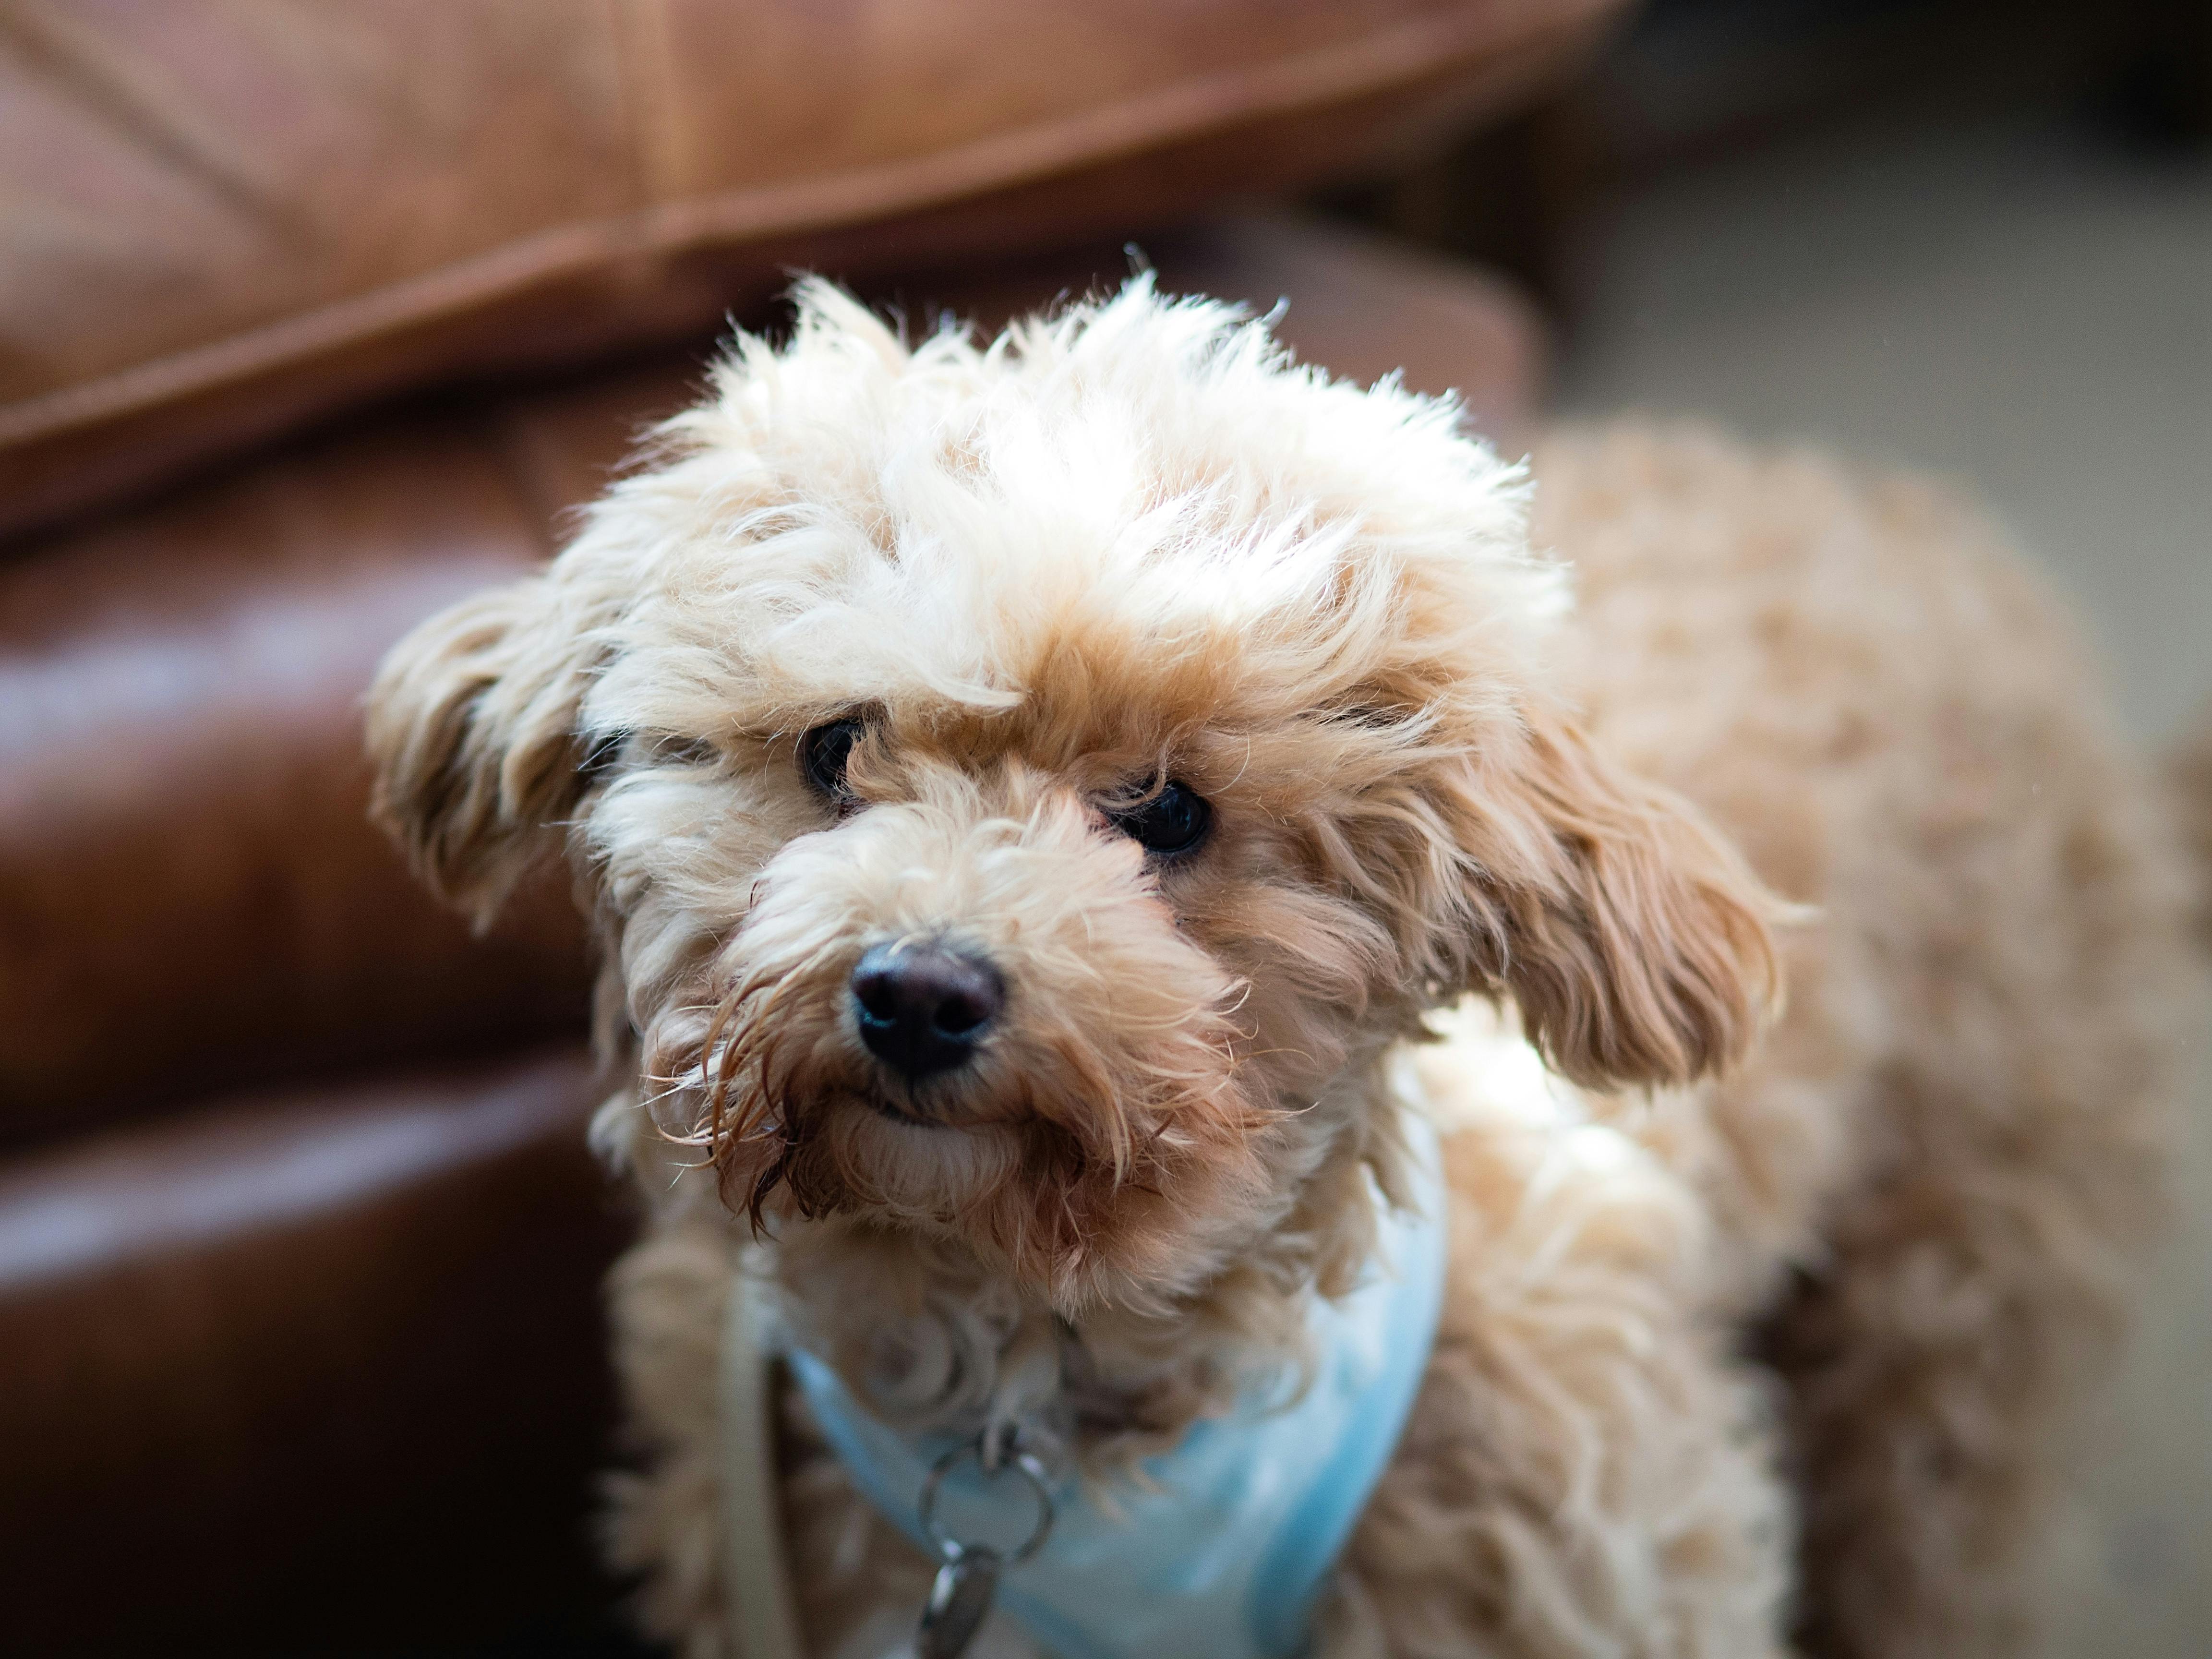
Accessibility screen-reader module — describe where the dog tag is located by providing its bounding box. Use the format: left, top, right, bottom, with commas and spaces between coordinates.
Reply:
916, 1545, 1000, 1659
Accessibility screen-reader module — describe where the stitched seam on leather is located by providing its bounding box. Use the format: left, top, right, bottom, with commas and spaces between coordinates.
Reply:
0, 0, 1607, 448
486, 409, 570, 562
607, 0, 685, 210
0, 1053, 594, 1287
0, 3, 296, 232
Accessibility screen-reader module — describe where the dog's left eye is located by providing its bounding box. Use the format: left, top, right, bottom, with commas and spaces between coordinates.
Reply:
1107, 781, 1212, 855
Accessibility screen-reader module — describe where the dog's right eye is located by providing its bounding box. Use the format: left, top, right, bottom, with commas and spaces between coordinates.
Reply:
1108, 780, 1213, 856
800, 719, 865, 801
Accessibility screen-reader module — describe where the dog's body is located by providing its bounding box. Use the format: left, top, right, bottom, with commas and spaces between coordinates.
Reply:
369, 285, 2193, 1659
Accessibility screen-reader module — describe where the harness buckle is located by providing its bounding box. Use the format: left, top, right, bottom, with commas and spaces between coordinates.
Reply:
911, 1438, 1055, 1658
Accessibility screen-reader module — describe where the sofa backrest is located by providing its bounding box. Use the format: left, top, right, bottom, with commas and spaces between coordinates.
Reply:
0, 0, 1620, 545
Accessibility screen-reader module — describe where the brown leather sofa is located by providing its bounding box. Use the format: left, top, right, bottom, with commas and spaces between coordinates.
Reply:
0, 2, 1622, 1649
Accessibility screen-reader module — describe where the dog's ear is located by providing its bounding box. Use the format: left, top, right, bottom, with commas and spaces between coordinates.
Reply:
1435, 701, 1785, 1089
366, 574, 598, 925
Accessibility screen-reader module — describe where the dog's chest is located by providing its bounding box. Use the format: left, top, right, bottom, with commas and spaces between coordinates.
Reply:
774, 1107, 1452, 1659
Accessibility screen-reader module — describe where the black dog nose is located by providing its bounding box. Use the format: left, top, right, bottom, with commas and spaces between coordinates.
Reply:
850, 943, 1004, 1080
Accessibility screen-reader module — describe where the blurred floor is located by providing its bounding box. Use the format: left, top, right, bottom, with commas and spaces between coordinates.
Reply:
1555, 108, 2212, 738
1553, 108, 2212, 1656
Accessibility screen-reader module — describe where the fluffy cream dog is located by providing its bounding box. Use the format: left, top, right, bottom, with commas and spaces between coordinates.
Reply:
368, 280, 2194, 1659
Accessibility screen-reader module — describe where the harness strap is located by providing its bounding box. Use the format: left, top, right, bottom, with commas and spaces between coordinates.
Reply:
719, 1252, 807, 1659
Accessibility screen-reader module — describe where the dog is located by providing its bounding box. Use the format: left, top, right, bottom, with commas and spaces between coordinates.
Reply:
367, 278, 2195, 1659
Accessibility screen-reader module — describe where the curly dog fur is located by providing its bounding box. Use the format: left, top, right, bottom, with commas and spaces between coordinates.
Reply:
367, 280, 2196, 1658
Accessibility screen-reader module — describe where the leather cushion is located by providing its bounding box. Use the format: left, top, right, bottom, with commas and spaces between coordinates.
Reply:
0, 1048, 627, 1651
0, 0, 1613, 543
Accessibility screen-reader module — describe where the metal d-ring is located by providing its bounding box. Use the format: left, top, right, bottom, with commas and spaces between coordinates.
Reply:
916, 1439, 1056, 1566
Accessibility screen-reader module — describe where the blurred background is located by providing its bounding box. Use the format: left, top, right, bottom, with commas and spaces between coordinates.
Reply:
0, 0, 2203, 1652
1340, 0, 2212, 741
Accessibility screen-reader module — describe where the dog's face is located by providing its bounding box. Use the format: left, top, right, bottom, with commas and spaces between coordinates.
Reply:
369, 281, 1777, 1314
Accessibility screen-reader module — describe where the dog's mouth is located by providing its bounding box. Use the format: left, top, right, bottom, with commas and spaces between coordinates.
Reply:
854, 1074, 1000, 1132
863, 1091, 950, 1129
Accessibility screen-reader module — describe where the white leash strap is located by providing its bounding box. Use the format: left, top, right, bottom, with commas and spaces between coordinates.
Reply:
719, 1252, 807, 1659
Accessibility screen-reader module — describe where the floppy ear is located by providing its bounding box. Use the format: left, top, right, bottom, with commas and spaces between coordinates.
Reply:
1442, 702, 1786, 1089
365, 574, 598, 925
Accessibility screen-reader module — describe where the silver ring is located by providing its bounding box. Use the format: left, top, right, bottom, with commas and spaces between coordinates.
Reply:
916, 1441, 1055, 1565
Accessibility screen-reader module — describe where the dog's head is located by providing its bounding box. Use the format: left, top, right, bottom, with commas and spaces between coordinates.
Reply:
368, 280, 1779, 1313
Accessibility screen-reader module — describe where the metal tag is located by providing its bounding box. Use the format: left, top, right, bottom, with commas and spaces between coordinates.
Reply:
916, 1545, 1001, 1659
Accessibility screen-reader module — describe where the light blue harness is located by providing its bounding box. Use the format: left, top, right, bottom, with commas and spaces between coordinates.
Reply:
786, 1109, 1450, 1659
